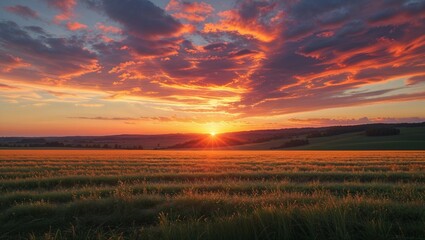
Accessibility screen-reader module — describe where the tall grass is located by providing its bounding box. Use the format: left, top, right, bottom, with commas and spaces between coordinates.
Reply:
0, 150, 424, 239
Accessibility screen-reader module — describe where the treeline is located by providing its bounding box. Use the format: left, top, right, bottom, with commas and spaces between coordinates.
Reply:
0, 122, 423, 149
0, 141, 143, 149
271, 139, 309, 149
307, 123, 424, 138
249, 122, 423, 144
270, 124, 410, 150
251, 129, 314, 144
307, 125, 366, 138
366, 127, 400, 136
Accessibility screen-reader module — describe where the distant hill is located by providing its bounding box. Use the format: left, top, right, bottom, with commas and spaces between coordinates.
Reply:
230, 126, 425, 150
285, 127, 425, 150
0, 134, 202, 150
1, 122, 424, 150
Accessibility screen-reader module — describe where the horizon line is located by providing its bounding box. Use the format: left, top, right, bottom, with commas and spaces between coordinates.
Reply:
2, 121, 424, 138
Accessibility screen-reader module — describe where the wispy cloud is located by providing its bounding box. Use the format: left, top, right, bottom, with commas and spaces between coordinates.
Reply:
69, 115, 237, 124
74, 103, 104, 107
289, 117, 425, 126
4, 5, 39, 19
166, 0, 214, 22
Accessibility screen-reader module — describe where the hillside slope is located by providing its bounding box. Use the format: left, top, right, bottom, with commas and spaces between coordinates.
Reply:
277, 127, 425, 150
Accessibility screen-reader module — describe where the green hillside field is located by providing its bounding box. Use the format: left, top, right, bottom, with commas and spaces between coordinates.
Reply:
288, 127, 425, 150
228, 127, 425, 150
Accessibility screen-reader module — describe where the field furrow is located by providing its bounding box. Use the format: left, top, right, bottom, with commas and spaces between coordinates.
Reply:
0, 150, 424, 239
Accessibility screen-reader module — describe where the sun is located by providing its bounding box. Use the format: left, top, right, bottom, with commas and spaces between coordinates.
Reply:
210, 132, 216, 137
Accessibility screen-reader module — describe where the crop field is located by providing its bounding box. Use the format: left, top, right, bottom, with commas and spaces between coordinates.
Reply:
0, 150, 425, 240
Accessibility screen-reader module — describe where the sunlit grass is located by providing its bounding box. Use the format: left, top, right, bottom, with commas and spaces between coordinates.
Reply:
0, 150, 424, 239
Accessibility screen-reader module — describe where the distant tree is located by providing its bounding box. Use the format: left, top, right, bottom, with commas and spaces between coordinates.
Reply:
307, 131, 325, 138
272, 139, 309, 149
18, 138, 46, 144
44, 141, 65, 147
366, 127, 400, 136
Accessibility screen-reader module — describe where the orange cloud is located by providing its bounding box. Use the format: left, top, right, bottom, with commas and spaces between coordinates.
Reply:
66, 21, 87, 31
407, 75, 425, 85
74, 103, 104, 107
47, 90, 77, 98
4, 5, 39, 20
45, 0, 76, 22
289, 117, 425, 126
166, 0, 214, 22
203, 1, 282, 42
0, 54, 29, 72
96, 23, 122, 34
0, 83, 19, 90
70, 114, 235, 124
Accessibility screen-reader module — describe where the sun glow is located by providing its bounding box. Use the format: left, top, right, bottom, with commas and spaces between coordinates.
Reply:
210, 132, 216, 137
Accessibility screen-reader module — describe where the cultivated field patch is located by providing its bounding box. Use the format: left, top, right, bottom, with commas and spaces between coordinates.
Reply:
0, 150, 424, 239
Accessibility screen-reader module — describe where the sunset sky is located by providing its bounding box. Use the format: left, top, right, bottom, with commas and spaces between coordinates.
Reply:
0, 0, 424, 136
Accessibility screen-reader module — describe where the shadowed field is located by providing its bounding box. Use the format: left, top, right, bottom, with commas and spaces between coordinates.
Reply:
231, 127, 425, 150
0, 150, 425, 239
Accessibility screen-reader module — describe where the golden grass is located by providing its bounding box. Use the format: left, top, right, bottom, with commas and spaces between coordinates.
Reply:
0, 150, 424, 239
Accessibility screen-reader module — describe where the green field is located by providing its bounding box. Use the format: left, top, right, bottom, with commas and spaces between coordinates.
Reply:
1, 150, 425, 239
231, 127, 425, 150
292, 127, 425, 150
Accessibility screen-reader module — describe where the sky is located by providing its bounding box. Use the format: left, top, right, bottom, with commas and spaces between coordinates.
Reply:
0, 0, 424, 136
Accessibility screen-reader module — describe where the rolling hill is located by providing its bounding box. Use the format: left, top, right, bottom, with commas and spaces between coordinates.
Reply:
1, 123, 424, 150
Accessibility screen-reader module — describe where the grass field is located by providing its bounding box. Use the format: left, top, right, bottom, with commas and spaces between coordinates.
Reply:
231, 127, 425, 150
1, 150, 425, 239
290, 127, 425, 150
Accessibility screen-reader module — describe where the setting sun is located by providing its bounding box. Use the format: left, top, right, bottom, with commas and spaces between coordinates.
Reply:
210, 132, 216, 137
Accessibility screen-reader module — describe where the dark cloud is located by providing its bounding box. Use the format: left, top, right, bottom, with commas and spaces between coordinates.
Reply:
204, 42, 228, 51
319, 7, 350, 25
69, 115, 225, 124
4, 5, 39, 19
403, 0, 425, 13
291, 0, 362, 20
86, 0, 189, 57
44, 0, 76, 12
368, 8, 398, 23
0, 83, 19, 90
0, 52, 27, 72
355, 63, 425, 82
43, 0, 76, 21
284, 22, 315, 39
99, 0, 183, 39
230, 0, 425, 116
125, 36, 180, 56
69, 116, 139, 121
229, 49, 258, 58
24, 26, 48, 35
0, 21, 99, 78
407, 75, 425, 85
238, 0, 273, 20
